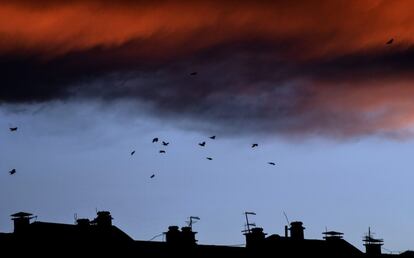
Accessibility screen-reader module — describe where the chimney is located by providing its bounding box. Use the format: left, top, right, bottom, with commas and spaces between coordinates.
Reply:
244, 227, 267, 248
76, 218, 90, 229
165, 226, 181, 245
181, 226, 197, 245
165, 225, 198, 246
363, 228, 383, 256
11, 212, 34, 234
289, 221, 305, 240
365, 244, 382, 256
94, 211, 112, 228
285, 225, 289, 237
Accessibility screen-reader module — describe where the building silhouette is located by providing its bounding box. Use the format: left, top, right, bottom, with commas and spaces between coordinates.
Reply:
0, 211, 413, 257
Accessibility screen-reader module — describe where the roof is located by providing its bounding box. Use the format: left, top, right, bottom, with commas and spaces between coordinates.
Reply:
28, 221, 134, 242
256, 236, 364, 257
400, 250, 414, 257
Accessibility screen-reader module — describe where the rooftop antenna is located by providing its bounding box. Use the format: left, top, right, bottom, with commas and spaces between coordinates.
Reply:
283, 211, 290, 225
363, 226, 383, 245
366, 227, 375, 240
74, 213, 78, 223
187, 216, 200, 230
243, 212, 256, 233
282, 211, 290, 237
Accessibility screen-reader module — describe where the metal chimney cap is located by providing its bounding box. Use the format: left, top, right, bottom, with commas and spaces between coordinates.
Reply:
168, 226, 180, 231
11, 212, 33, 217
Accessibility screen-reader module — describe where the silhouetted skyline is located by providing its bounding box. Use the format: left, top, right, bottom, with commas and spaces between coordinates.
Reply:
2, 210, 412, 257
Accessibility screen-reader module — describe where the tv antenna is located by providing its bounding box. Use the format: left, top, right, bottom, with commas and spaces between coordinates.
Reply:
186, 216, 200, 230
283, 211, 290, 225
363, 227, 383, 246
243, 211, 256, 233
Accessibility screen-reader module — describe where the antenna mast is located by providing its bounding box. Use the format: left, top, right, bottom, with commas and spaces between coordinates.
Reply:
283, 211, 290, 225
188, 216, 200, 230
244, 212, 256, 233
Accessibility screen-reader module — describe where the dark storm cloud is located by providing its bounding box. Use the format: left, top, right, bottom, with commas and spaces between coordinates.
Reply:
2, 0, 414, 138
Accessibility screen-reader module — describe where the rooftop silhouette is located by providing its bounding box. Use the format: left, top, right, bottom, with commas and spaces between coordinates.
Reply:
1, 210, 413, 257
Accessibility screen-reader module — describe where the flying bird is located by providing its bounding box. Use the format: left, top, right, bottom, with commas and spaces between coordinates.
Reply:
209, 136, 216, 140
152, 138, 159, 143
268, 162, 276, 166
150, 174, 155, 178
159, 150, 166, 154
131, 150, 135, 156
9, 169, 16, 175
190, 72, 197, 76
386, 38, 394, 45
206, 157, 213, 160
162, 141, 169, 146
9, 127, 17, 132
198, 142, 206, 147
252, 143, 258, 148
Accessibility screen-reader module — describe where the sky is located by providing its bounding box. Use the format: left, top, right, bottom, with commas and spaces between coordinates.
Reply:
1, 0, 414, 253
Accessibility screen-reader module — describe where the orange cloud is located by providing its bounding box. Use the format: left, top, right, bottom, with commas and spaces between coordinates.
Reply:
297, 77, 414, 137
1, 0, 414, 59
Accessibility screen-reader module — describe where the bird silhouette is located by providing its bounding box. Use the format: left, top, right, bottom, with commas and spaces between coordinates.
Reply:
9, 169, 16, 175
252, 143, 258, 148
9, 127, 17, 132
150, 174, 155, 178
209, 136, 216, 140
190, 72, 197, 76
386, 38, 394, 45
131, 150, 135, 156
268, 162, 276, 166
198, 142, 206, 147
152, 138, 159, 143
159, 150, 166, 154
162, 141, 169, 146
206, 157, 213, 160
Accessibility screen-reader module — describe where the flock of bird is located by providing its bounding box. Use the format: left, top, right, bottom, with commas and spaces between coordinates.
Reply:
5, 123, 275, 178
5, 37, 395, 178
129, 133, 277, 180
